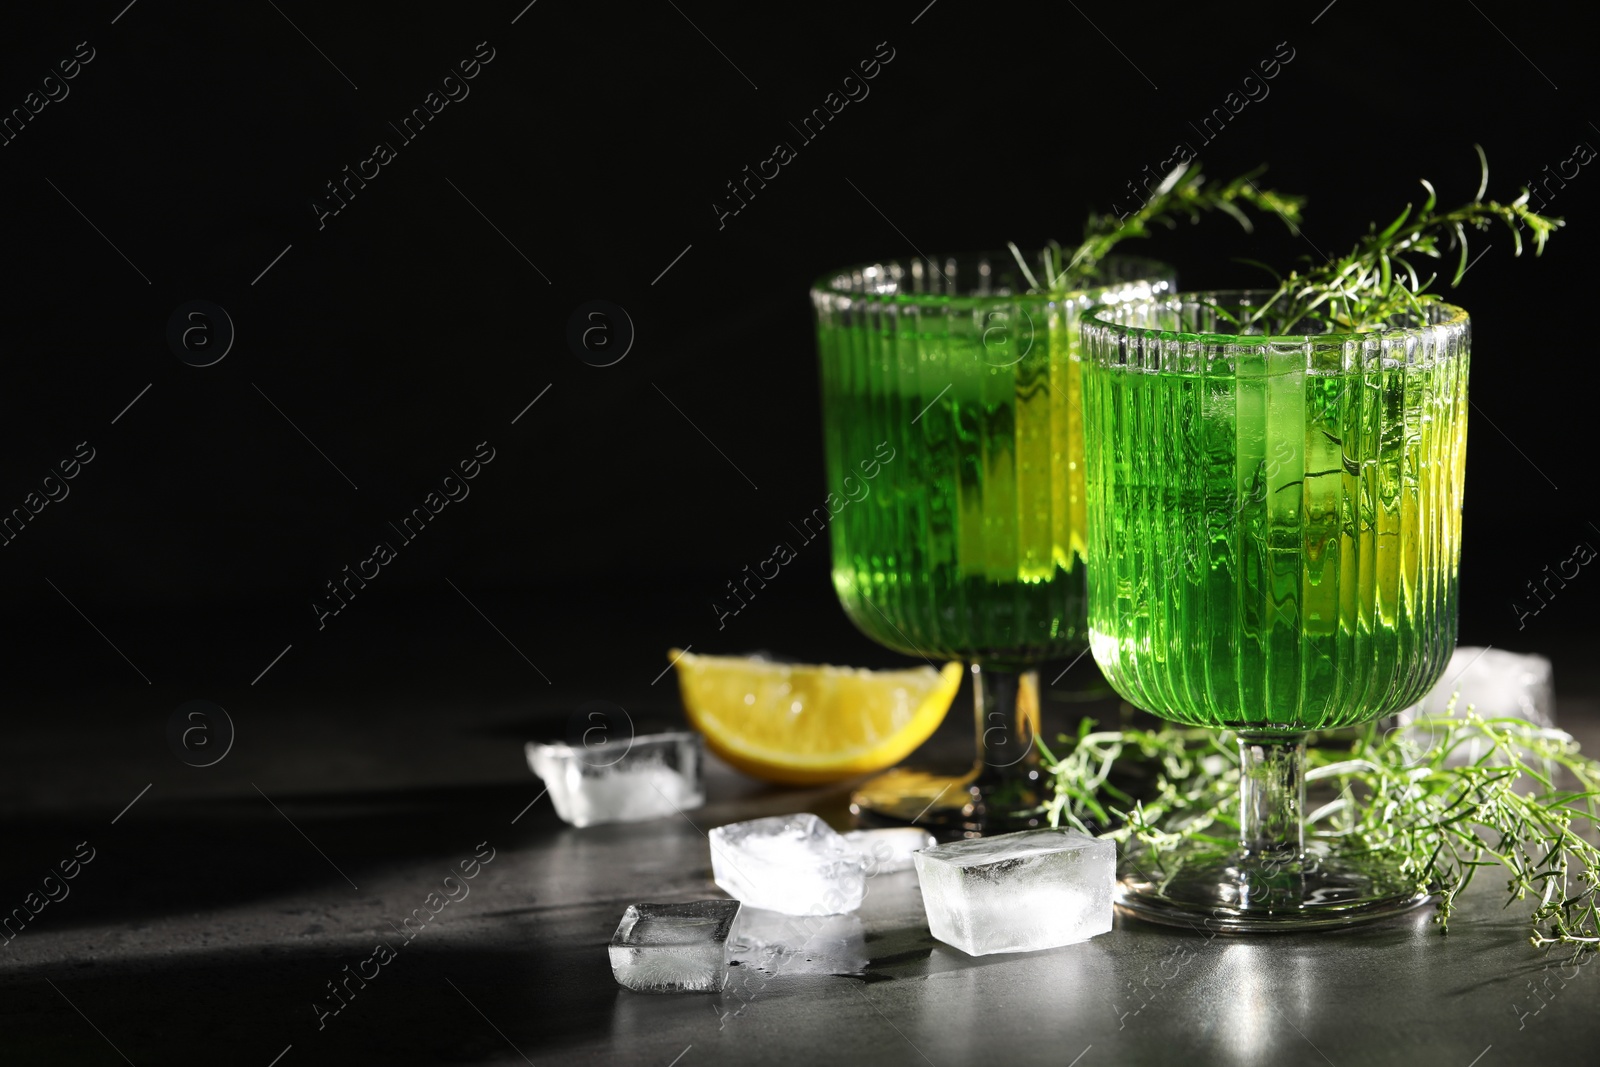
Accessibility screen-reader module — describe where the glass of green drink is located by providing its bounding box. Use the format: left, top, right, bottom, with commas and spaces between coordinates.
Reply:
1080, 290, 1469, 928
812, 252, 1174, 835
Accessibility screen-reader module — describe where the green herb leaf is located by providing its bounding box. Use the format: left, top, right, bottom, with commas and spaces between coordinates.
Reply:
1237, 148, 1562, 332
1016, 164, 1307, 294
1042, 708, 1600, 949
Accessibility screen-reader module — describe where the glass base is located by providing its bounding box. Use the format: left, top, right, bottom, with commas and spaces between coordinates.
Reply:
849, 767, 1048, 838
1116, 839, 1432, 932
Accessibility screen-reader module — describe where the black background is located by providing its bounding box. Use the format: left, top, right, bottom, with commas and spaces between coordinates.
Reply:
1, 0, 1593, 720
2, 4, 1597, 1064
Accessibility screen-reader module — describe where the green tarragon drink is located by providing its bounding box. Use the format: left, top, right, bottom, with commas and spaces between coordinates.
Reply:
1081, 294, 1469, 731
1074, 164, 1542, 930
814, 253, 1172, 665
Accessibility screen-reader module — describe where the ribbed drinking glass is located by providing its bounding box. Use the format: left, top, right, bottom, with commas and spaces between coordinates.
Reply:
1080, 290, 1469, 927
813, 252, 1174, 834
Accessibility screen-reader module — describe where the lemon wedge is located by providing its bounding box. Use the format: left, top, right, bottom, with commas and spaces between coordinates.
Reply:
668, 649, 962, 785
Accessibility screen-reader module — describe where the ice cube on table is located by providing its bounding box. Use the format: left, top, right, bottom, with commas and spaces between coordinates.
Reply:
913, 828, 1114, 956
728, 907, 869, 980
709, 813, 865, 915
842, 828, 936, 875
1398, 647, 1556, 764
1410, 646, 1555, 722
609, 900, 741, 993
525, 731, 704, 828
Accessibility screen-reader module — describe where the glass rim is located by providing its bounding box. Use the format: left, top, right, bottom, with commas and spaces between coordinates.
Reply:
810, 251, 1174, 305
1080, 288, 1470, 345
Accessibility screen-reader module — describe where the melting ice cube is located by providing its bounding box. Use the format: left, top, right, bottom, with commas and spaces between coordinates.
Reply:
842, 828, 936, 875
1397, 647, 1556, 765
525, 731, 704, 828
727, 907, 869, 981
709, 813, 865, 915
913, 828, 1114, 956
609, 900, 741, 993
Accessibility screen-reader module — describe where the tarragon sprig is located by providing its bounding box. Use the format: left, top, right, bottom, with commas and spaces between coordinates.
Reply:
1316, 712, 1600, 946
1237, 145, 1562, 333
1007, 164, 1305, 294
1042, 710, 1600, 948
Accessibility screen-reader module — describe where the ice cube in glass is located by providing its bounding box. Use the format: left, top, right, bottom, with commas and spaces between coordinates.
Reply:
913, 828, 1114, 956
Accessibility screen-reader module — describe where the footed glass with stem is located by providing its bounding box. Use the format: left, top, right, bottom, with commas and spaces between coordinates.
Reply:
811, 251, 1173, 836
1079, 290, 1468, 928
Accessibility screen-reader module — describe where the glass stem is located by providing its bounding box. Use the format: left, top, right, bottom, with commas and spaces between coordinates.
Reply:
1236, 733, 1306, 866
969, 665, 1043, 814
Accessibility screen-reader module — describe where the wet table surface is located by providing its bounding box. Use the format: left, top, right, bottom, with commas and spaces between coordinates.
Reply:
4, 624, 1597, 1067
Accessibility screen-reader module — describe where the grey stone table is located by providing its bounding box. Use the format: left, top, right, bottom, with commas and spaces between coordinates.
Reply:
3, 616, 1596, 1066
